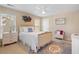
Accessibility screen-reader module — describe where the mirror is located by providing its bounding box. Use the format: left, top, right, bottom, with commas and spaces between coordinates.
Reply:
0, 13, 16, 34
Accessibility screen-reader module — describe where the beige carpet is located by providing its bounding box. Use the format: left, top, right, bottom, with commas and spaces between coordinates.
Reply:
0, 42, 28, 54
0, 41, 71, 54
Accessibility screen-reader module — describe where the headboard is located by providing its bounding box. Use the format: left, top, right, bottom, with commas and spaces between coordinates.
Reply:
19, 26, 35, 32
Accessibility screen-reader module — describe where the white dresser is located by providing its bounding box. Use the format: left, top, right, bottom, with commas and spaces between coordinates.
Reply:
2, 32, 18, 45
71, 33, 79, 54
0, 14, 18, 46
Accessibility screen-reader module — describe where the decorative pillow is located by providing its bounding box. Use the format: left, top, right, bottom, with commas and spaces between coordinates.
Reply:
20, 26, 34, 32
28, 28, 33, 32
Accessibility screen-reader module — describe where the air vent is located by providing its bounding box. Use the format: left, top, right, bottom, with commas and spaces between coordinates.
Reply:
7, 4, 15, 7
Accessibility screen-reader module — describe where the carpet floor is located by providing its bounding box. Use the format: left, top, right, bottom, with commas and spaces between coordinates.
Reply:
0, 41, 71, 54
37, 41, 71, 54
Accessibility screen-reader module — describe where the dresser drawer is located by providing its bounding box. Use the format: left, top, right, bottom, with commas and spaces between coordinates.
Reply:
3, 34, 11, 39
2, 33, 18, 45
11, 33, 18, 37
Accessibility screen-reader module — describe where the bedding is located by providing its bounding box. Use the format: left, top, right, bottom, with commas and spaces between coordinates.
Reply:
19, 26, 34, 32
19, 26, 52, 52
19, 32, 44, 52
28, 28, 33, 32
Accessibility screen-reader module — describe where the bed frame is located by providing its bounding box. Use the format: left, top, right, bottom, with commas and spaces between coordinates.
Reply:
19, 26, 52, 53
37, 32, 52, 49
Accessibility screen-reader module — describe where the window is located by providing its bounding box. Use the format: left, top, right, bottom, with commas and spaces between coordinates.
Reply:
41, 18, 50, 31
34, 19, 41, 32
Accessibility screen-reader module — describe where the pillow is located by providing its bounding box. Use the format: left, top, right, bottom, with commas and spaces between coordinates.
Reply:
28, 28, 33, 32
20, 27, 28, 32
23, 27, 28, 32
20, 26, 34, 32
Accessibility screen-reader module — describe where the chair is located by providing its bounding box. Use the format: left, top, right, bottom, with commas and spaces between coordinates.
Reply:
55, 30, 64, 40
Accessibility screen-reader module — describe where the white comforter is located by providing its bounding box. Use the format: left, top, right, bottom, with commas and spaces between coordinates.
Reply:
19, 32, 46, 52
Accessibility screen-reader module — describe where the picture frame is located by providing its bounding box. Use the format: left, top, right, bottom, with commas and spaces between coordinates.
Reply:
55, 18, 66, 25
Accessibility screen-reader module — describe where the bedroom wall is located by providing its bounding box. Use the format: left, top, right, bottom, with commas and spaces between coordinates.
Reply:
45, 11, 79, 41
1, 6, 79, 41
0, 6, 41, 32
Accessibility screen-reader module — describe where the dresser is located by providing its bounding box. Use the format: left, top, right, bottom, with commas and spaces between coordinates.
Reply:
0, 13, 18, 46
2, 32, 18, 45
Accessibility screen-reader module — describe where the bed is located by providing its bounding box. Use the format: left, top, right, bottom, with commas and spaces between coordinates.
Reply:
19, 26, 52, 52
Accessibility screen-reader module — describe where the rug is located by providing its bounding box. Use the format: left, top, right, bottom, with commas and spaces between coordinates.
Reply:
37, 41, 71, 54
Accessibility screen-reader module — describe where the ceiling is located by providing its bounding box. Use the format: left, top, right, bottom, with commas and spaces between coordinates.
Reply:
1, 4, 79, 17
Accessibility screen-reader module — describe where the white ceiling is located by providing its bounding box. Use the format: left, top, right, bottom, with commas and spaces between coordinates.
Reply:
1, 4, 79, 17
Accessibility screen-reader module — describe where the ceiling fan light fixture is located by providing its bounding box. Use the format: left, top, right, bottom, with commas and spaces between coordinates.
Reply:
42, 10, 46, 14
7, 4, 15, 7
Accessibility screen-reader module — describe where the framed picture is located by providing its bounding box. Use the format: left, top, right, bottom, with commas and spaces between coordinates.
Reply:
22, 16, 32, 22
55, 18, 66, 25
